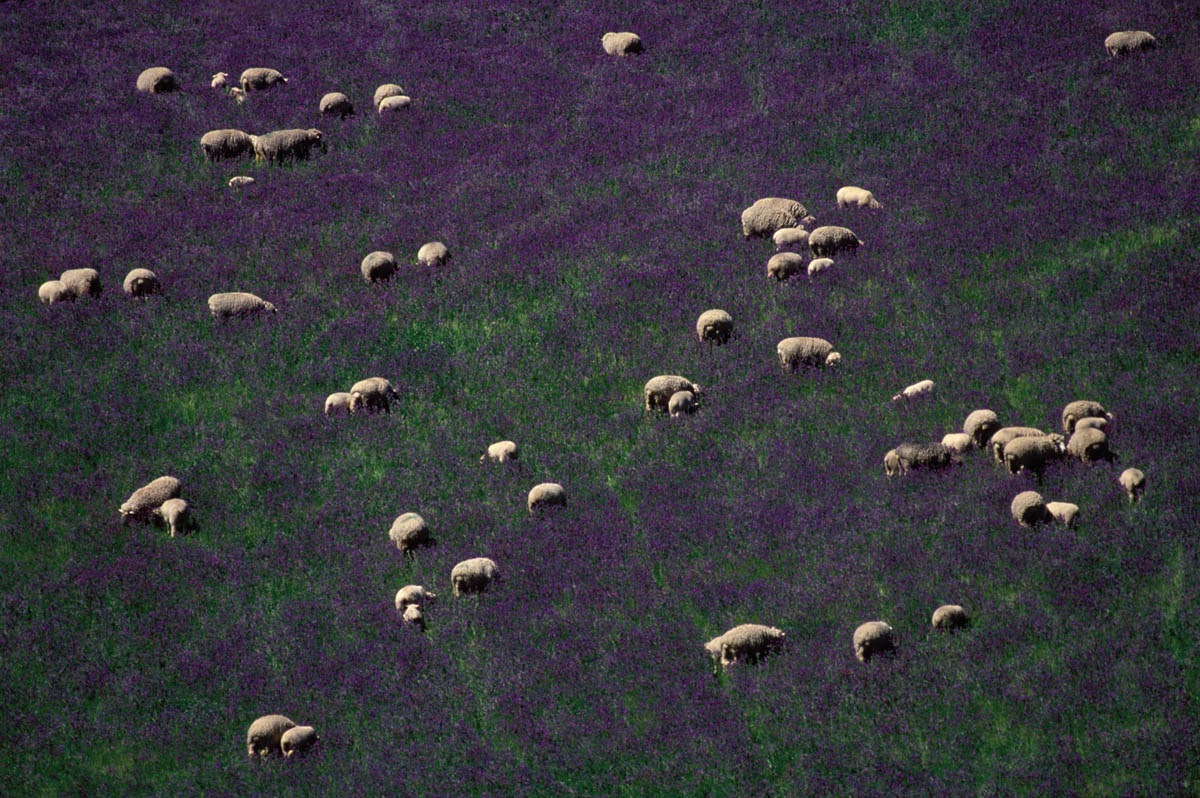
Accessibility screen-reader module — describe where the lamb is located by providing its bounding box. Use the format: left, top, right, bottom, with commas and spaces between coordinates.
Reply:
989, 427, 1044, 462
319, 92, 355, 118
417, 242, 450, 267
601, 31, 644, 56
59, 268, 101, 300
853, 621, 896, 662
644, 375, 702, 412
228, 87, 246, 104
808, 226, 863, 258
280, 726, 319, 758
1045, 501, 1079, 528
1105, 30, 1158, 57
1061, 400, 1113, 436
480, 440, 518, 464
1002, 434, 1067, 479
741, 197, 815, 239
402, 604, 426, 631
836, 186, 884, 209
211, 72, 229, 90
151, 498, 192, 538
528, 482, 566, 514
892, 379, 934, 402
208, 292, 277, 319
703, 624, 786, 675
246, 714, 296, 758
668, 390, 696, 417
38, 280, 73, 304
378, 95, 412, 114
136, 67, 179, 93
1067, 427, 1114, 463
349, 377, 400, 414
388, 512, 432, 553
1011, 490, 1052, 527
324, 392, 354, 417
883, 442, 954, 476
695, 309, 733, 345
807, 257, 834, 278
766, 252, 804, 281
228, 176, 256, 188
240, 67, 288, 92
122, 268, 160, 298
1118, 468, 1146, 502
941, 433, 972, 454
931, 605, 969, 631
119, 475, 182, 523
777, 337, 841, 370
360, 251, 397, 284
451, 557, 500, 596
200, 129, 255, 161
963, 409, 1001, 448
373, 83, 406, 109
772, 227, 810, 251
253, 129, 326, 163
394, 585, 437, 609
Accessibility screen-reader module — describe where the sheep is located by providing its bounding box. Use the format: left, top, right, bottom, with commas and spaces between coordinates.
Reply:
1011, 490, 1052, 527
741, 197, 814, 239
777, 337, 840, 370
417, 242, 450, 267
528, 482, 566, 514
963, 409, 1001, 448
644, 375, 702, 413
402, 603, 426, 631
807, 257, 834, 278
373, 83, 406, 109
394, 585, 437, 609
836, 186, 884, 209
601, 31, 644, 56
240, 67, 288, 93
1061, 400, 1113, 436
695, 309, 733, 345
360, 251, 397, 284
122, 268, 160, 298
1119, 468, 1146, 503
324, 392, 354, 417
253, 129, 325, 164
136, 67, 178, 93
1002, 434, 1067, 479
228, 87, 246, 104
59, 268, 101, 300
853, 621, 896, 662
941, 432, 972, 454
766, 252, 804, 281
119, 475, 182, 524
228, 176, 256, 188
1045, 501, 1079, 528
211, 72, 230, 90
1067, 427, 1114, 464
451, 557, 500, 596
319, 92, 355, 118
808, 225, 863, 258
1105, 30, 1158, 57
208, 292, 277, 319
378, 95, 412, 114
703, 624, 786, 675
200, 129, 255, 162
931, 605, 969, 631
772, 227, 810, 251
668, 390, 697, 417
989, 426, 1044, 462
349, 377, 400, 415
246, 714, 296, 758
151, 498, 192, 538
38, 280, 73, 304
280, 726, 319, 758
388, 512, 432, 553
883, 442, 954, 476
480, 440, 518, 464
892, 379, 934, 402
1074, 416, 1109, 434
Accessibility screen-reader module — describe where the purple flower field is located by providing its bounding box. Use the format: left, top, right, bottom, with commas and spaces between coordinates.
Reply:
2, 0, 1198, 793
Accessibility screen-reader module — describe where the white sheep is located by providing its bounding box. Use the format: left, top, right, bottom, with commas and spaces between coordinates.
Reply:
941, 433, 972, 454
1074, 416, 1109, 434
836, 186, 883, 209
360, 251, 397, 284
528, 482, 566, 514
1118, 468, 1146, 503
807, 257, 834, 279
38, 280, 73, 304
668, 390, 697, 417
777, 337, 840, 370
884, 442, 954, 477
703, 624, 786, 674
695, 309, 733, 345
59, 268, 101, 300
136, 67, 179, 93
852, 621, 896, 662
644, 375, 702, 412
402, 603, 426, 631
989, 427, 1045, 462
808, 225, 863, 258
1045, 501, 1079, 528
246, 714, 296, 758
601, 31, 644, 56
378, 95, 412, 114
1105, 30, 1158, 57
228, 176, 256, 188
1061, 400, 1113, 436
253, 129, 325, 163
319, 92, 355, 118
228, 87, 246, 104
1011, 490, 1051, 527
417, 242, 449, 267
772, 226, 810, 251
373, 83, 406, 109
892, 379, 934, 402
1067, 427, 1114, 464
963, 409, 1001, 448
766, 252, 804, 281
211, 72, 229, 89
451, 557, 500, 596
931, 605, 969, 631
324, 392, 354, 417
122, 268, 160, 298
1002, 434, 1067, 479
240, 67, 288, 92
200, 129, 255, 161
394, 585, 437, 609
208, 292, 277, 319
280, 726, 319, 758
480, 440, 518, 464
119, 475, 181, 523
741, 197, 814, 239
151, 498, 192, 538
388, 512, 432, 553
349, 377, 400, 414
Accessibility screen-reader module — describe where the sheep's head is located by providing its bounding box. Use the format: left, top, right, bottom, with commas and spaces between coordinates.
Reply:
263, 302, 277, 313
826, 352, 842, 367
229, 87, 246, 103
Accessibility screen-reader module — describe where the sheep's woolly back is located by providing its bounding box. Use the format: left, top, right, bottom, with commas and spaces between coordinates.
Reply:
38, 280, 72, 304
280, 726, 319, 758
154, 498, 190, 537
601, 31, 644, 56
808, 226, 863, 257
120, 475, 182, 519
1119, 468, 1146, 501
240, 67, 287, 92
777, 337, 837, 370
931, 605, 969, 631
836, 186, 883, 209
941, 433, 972, 453
807, 257, 834, 278
644, 375, 700, 411
200, 129, 255, 161
773, 227, 810, 251
208, 292, 275, 318
767, 252, 804, 281
246, 715, 296, 758
324, 392, 354, 416
668, 390, 696, 417
696, 309, 733, 344
374, 83, 406, 108
360, 251, 397, 283
123, 268, 160, 297
963, 409, 1001, 448
1002, 434, 1066, 475
527, 482, 566, 513
136, 67, 178, 93
741, 197, 810, 239
990, 427, 1045, 461
893, 379, 934, 401
417, 241, 449, 267
253, 129, 325, 163
891, 441, 954, 473
707, 623, 786, 668
1061, 400, 1111, 435
1067, 427, 1111, 462
1011, 491, 1049, 527
482, 440, 518, 463
378, 95, 412, 114
389, 512, 430, 551
1105, 30, 1158, 55
395, 585, 436, 609
852, 621, 896, 662
60, 268, 101, 299
319, 92, 354, 118
1045, 501, 1079, 527
451, 557, 500, 595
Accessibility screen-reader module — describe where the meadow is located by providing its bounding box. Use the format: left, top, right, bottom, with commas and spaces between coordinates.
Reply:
2, 0, 1198, 794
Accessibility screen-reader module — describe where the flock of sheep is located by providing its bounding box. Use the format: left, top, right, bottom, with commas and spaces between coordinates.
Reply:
85, 26, 1161, 760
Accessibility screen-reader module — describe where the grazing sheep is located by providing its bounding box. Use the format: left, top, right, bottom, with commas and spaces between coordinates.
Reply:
1105, 30, 1158, 57
38, 280, 73, 305
601, 31, 644, 56
941, 432, 972, 454
394, 585, 437, 609
931, 605, 969, 631
119, 475, 182, 523
199, 129, 255, 161
1067, 427, 1114, 463
228, 87, 246, 104
1061, 400, 1113, 436
807, 257, 834, 278
451, 557, 500, 596
892, 379, 934, 402
481, 440, 518, 464
703, 624, 786, 674
373, 83, 406, 108
59, 268, 101, 300
884, 442, 954, 476
741, 197, 815, 239
1119, 468, 1146, 503
240, 67, 288, 92
348, 377, 400, 414
280, 726, 319, 758
402, 603, 426, 631
360, 251, 397, 284
836, 186, 884, 209
668, 390, 697, 417
378, 95, 412, 114
211, 72, 229, 90
388, 512, 432, 553
808, 225, 863, 258
527, 482, 566, 514
151, 498, 191, 538
772, 227, 810, 251
417, 241, 449, 267
208, 292, 276, 319
963, 409, 1001, 448
1074, 416, 1109, 434
644, 375, 702, 413
853, 621, 896, 663
246, 714, 296, 758
767, 252, 804, 281
1045, 501, 1079, 528
319, 92, 355, 118
990, 427, 1045, 462
136, 67, 178, 93
696, 309, 733, 345
1011, 490, 1051, 527
324, 392, 354, 417
122, 268, 160, 298
228, 176, 255, 188
777, 337, 840, 370
1003, 434, 1067, 479
253, 129, 325, 163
